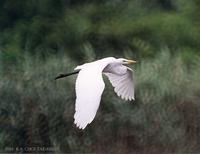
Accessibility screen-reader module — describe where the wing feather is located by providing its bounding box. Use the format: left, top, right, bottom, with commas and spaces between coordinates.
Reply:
74, 66, 105, 129
104, 67, 135, 101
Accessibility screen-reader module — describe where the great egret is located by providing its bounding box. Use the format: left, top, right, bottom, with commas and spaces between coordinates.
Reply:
55, 57, 136, 129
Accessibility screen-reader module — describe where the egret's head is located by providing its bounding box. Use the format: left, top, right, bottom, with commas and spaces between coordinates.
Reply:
117, 58, 137, 65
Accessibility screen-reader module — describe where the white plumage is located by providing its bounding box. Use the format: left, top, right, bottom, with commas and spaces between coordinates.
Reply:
55, 57, 136, 129
104, 68, 134, 101
74, 64, 105, 129
73, 57, 136, 129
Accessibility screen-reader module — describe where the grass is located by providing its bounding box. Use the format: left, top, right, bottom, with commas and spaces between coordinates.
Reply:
0, 50, 200, 153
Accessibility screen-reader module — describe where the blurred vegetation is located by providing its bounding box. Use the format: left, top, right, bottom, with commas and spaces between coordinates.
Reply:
0, 0, 200, 153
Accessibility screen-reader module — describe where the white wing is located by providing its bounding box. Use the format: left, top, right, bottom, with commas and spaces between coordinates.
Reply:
74, 65, 105, 129
104, 67, 135, 101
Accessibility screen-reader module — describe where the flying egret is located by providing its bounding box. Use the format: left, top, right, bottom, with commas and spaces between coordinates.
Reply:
55, 57, 136, 129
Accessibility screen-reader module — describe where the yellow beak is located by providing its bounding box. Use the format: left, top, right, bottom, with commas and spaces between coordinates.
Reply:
126, 59, 137, 64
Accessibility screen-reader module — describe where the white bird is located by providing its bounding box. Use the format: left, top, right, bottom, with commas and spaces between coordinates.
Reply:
55, 57, 136, 129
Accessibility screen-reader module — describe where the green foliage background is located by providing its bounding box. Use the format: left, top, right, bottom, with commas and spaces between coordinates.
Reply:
0, 0, 200, 153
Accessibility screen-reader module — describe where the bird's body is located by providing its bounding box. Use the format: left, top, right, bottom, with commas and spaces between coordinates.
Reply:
55, 57, 136, 129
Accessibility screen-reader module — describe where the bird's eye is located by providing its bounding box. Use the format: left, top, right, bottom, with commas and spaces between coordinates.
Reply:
123, 60, 127, 63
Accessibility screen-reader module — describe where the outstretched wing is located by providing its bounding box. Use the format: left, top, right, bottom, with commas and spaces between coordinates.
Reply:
104, 67, 135, 101
74, 66, 105, 129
